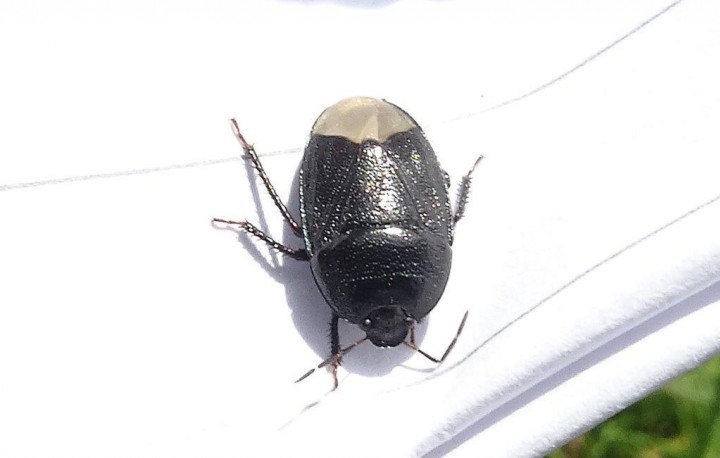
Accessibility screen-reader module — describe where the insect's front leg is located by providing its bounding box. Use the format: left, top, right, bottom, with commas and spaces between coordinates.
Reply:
329, 312, 341, 390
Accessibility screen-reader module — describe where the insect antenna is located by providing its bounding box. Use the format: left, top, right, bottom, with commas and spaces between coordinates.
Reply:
403, 310, 469, 364
295, 336, 368, 389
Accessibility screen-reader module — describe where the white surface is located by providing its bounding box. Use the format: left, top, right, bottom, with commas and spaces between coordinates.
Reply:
2, 1, 720, 457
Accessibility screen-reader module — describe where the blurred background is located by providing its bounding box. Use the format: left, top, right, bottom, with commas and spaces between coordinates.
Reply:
552, 353, 720, 458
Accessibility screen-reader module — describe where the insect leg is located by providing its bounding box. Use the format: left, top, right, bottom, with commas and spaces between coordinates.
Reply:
212, 218, 309, 261
403, 311, 469, 364
295, 334, 367, 389
329, 312, 341, 390
229, 119, 303, 237
452, 155, 485, 225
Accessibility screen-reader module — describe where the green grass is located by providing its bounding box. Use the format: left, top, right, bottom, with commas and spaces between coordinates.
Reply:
549, 354, 720, 458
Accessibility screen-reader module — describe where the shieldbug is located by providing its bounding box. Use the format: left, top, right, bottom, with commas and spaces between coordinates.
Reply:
214, 97, 482, 388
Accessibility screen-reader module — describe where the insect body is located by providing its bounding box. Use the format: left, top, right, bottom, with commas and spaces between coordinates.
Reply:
214, 97, 482, 388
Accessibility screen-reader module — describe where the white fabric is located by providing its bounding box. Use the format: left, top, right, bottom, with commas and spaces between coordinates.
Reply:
1, 1, 719, 457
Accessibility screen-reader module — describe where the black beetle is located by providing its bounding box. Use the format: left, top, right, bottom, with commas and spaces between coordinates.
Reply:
214, 97, 482, 388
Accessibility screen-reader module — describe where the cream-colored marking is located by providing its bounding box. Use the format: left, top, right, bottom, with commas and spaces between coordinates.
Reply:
311, 97, 418, 143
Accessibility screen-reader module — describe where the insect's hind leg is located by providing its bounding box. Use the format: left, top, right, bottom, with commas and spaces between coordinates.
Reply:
212, 218, 309, 261
452, 155, 485, 225
229, 119, 303, 238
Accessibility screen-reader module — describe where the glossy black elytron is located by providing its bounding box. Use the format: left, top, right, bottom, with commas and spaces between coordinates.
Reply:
213, 97, 482, 387
300, 98, 454, 347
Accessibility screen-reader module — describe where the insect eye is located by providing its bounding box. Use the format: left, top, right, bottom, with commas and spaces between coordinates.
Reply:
364, 318, 371, 326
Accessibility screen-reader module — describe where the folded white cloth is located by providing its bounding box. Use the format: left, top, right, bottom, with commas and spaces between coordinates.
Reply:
275, 1, 720, 455
1, 1, 718, 457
